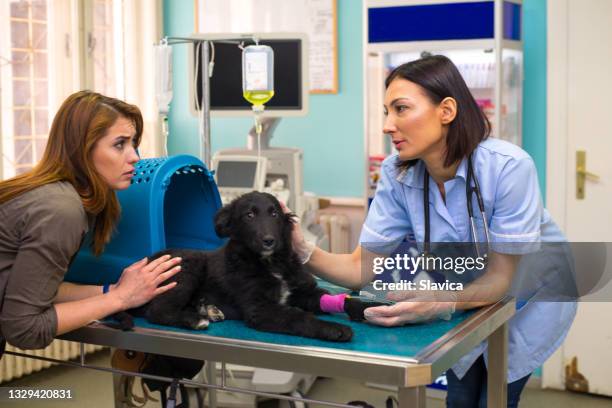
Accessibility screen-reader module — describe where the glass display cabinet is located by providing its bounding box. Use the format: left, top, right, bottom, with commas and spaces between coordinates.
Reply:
364, 0, 523, 199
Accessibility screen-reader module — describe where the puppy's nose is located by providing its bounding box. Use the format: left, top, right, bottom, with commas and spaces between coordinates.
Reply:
262, 236, 276, 249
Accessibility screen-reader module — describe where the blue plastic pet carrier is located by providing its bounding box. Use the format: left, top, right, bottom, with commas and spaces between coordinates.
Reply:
65, 155, 224, 285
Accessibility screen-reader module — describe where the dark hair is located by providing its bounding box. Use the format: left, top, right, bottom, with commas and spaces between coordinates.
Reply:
386, 55, 490, 169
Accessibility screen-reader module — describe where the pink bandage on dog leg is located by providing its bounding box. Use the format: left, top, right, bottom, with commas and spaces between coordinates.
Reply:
320, 294, 348, 313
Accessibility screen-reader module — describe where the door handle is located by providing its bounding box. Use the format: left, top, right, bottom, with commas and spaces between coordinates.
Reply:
576, 150, 599, 199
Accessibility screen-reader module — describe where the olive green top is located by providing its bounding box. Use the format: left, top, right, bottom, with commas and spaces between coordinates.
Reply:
0, 181, 89, 349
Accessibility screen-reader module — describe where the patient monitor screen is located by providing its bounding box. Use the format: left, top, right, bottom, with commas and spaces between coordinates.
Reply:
216, 161, 257, 188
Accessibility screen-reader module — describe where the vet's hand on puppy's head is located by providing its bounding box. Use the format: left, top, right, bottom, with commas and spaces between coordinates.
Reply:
279, 201, 315, 264
278, 201, 299, 225
112, 255, 182, 310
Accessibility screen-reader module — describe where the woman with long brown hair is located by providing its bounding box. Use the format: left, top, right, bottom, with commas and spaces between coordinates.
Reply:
0, 91, 181, 353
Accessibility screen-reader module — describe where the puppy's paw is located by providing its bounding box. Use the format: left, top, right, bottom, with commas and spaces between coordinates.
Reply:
316, 321, 353, 342
191, 318, 210, 330
196, 297, 208, 317
344, 298, 389, 322
206, 305, 225, 322
107, 312, 134, 331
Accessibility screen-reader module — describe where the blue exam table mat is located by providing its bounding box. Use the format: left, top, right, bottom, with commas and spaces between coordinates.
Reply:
110, 279, 475, 357
116, 310, 474, 358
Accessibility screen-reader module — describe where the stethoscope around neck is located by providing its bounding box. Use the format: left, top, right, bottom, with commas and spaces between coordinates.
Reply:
422, 153, 491, 269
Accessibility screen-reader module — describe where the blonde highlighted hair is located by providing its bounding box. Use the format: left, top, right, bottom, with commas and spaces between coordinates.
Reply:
0, 90, 143, 255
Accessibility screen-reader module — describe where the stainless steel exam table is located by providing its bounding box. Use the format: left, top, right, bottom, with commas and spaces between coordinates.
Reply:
54, 296, 515, 408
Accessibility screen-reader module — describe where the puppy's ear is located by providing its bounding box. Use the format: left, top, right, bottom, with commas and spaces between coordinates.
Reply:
214, 203, 233, 238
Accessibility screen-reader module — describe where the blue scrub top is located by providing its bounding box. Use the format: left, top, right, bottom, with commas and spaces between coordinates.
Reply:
360, 137, 577, 382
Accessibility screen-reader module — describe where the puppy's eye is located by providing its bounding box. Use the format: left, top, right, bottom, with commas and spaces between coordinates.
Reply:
270, 210, 278, 218
245, 211, 255, 219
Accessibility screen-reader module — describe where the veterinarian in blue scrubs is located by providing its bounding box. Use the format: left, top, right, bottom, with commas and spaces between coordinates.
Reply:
291, 56, 577, 408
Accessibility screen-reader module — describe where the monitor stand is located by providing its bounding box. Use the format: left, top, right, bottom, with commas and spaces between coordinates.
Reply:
247, 117, 281, 150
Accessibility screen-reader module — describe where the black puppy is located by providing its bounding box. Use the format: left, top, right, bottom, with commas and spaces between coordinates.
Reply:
116, 192, 375, 342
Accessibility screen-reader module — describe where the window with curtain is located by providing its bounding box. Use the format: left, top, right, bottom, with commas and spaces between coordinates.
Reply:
0, 0, 50, 178
91, 0, 120, 98
0, 0, 162, 181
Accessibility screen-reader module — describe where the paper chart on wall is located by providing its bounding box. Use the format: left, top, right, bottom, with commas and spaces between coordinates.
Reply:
195, 0, 338, 94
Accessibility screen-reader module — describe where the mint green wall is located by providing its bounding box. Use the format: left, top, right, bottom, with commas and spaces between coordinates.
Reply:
163, 0, 365, 198
164, 0, 547, 200
522, 0, 547, 202
162, 0, 200, 157
522, 1, 547, 377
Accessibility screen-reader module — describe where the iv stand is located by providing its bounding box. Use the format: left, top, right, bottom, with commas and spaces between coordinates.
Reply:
164, 37, 250, 169
201, 40, 211, 168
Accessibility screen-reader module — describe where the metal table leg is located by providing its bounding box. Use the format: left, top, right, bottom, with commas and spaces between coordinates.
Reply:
487, 321, 508, 407
206, 360, 217, 408
398, 386, 426, 408
112, 372, 124, 408
108, 348, 124, 408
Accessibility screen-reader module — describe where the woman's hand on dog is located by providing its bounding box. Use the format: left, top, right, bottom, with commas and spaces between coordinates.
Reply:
111, 255, 182, 310
279, 201, 315, 264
